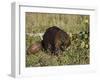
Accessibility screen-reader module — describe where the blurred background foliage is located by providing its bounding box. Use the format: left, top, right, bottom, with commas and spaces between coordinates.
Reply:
26, 12, 89, 34
25, 12, 90, 67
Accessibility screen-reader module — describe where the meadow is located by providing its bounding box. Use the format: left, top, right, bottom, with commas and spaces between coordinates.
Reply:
25, 12, 90, 67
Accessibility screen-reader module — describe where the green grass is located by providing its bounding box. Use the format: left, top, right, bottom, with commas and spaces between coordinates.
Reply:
25, 12, 90, 67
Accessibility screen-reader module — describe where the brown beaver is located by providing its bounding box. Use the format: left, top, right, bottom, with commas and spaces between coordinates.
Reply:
42, 26, 71, 55
27, 42, 42, 55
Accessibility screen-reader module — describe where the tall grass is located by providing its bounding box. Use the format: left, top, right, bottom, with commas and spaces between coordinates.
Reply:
26, 12, 89, 33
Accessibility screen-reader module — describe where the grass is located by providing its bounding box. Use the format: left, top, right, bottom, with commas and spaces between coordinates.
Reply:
25, 12, 90, 67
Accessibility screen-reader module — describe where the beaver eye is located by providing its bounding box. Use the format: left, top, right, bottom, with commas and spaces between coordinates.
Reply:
61, 42, 64, 45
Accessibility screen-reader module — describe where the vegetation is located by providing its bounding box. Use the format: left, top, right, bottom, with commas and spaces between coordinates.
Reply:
25, 12, 90, 67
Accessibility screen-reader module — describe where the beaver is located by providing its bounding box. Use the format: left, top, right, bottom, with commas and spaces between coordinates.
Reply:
27, 42, 42, 55
42, 26, 71, 55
